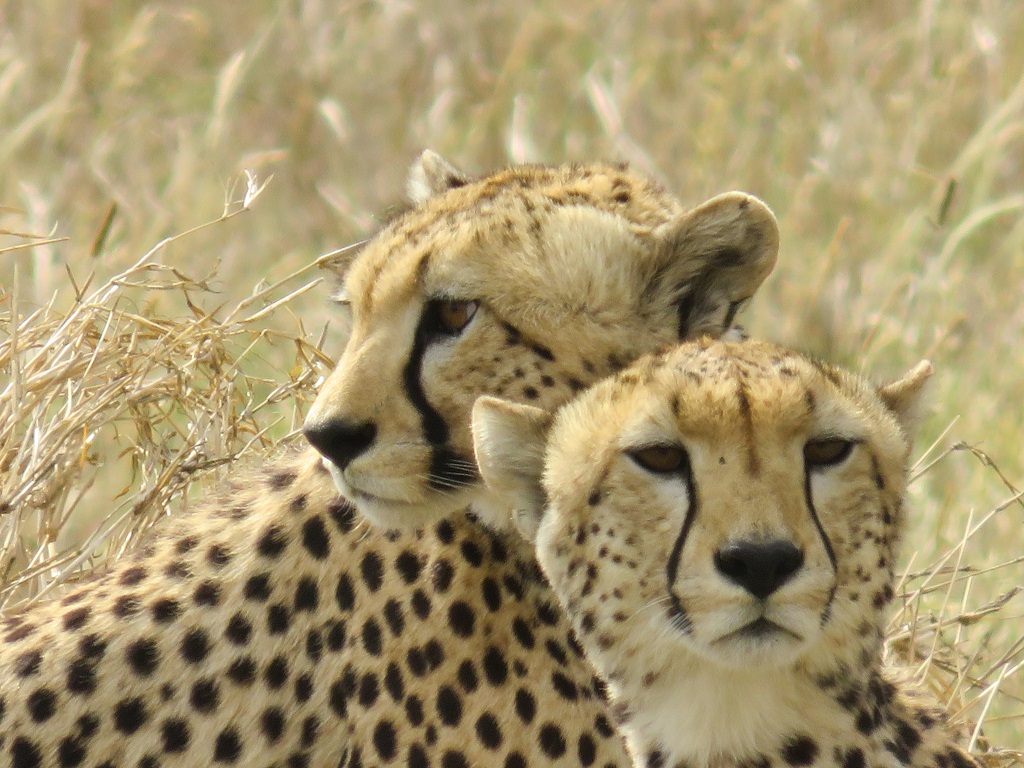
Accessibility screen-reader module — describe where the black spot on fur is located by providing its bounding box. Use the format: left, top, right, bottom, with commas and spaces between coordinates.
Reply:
436, 685, 463, 725
126, 638, 160, 676
180, 628, 210, 663
359, 673, 379, 708
551, 671, 578, 701
244, 573, 272, 602
15, 649, 42, 677
207, 544, 231, 567
362, 618, 383, 655
113, 697, 148, 733
294, 578, 319, 612
62, 607, 91, 631
373, 720, 398, 762
328, 501, 357, 532
782, 736, 819, 766
424, 640, 445, 670
361, 552, 384, 591
256, 525, 288, 558
435, 520, 456, 543
405, 695, 425, 726
432, 559, 455, 593
227, 656, 257, 685
326, 620, 347, 650
384, 662, 404, 702
411, 589, 431, 619
301, 716, 320, 748
112, 595, 140, 617
514, 688, 536, 723
538, 723, 567, 758
225, 614, 253, 645
395, 551, 422, 583
448, 601, 475, 637
213, 729, 242, 762
261, 708, 286, 742
265, 656, 289, 689
193, 580, 221, 607
119, 566, 147, 586
512, 618, 535, 649
336, 574, 355, 611
150, 599, 180, 623
383, 599, 405, 636
11, 738, 43, 768
161, 719, 190, 753
267, 604, 290, 634
295, 672, 314, 702
190, 678, 219, 712
302, 516, 331, 559
58, 736, 86, 768
483, 645, 508, 685
26, 688, 57, 722
578, 734, 597, 766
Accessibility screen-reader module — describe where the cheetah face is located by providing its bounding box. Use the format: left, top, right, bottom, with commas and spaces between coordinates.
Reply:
474, 339, 930, 676
303, 152, 779, 531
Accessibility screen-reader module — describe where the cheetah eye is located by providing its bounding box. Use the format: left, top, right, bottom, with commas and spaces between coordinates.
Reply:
628, 445, 689, 475
433, 299, 479, 335
803, 438, 855, 469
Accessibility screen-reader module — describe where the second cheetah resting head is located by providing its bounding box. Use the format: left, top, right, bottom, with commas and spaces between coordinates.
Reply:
303, 152, 778, 531
473, 339, 981, 768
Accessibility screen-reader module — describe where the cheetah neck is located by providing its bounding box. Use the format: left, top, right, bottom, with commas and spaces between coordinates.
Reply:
611, 645, 970, 768
615, 658, 848, 766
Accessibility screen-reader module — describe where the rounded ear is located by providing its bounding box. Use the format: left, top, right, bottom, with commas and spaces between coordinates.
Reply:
407, 150, 470, 204
879, 360, 933, 434
653, 191, 779, 339
471, 396, 552, 542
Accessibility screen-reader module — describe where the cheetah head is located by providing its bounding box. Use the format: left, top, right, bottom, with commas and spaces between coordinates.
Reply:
303, 153, 779, 531
473, 339, 931, 678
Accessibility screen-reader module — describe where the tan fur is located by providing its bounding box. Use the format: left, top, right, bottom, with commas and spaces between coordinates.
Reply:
1, 155, 779, 768
474, 339, 981, 768
304, 153, 778, 530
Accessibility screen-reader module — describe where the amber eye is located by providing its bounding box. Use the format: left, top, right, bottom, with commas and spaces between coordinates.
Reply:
628, 445, 689, 475
435, 299, 479, 334
804, 438, 855, 469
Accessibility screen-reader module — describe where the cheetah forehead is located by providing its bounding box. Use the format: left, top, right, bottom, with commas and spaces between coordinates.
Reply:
341, 162, 683, 310
547, 338, 909, 466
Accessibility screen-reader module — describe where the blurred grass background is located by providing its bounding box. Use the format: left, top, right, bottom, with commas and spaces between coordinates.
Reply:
1, 0, 1022, 756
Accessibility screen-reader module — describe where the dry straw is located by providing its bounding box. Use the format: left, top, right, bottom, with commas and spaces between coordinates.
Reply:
1, 177, 1021, 764
0, 173, 350, 604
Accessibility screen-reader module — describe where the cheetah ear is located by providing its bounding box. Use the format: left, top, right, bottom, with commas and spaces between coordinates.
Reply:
472, 396, 552, 543
879, 360, 933, 433
654, 191, 779, 339
407, 150, 470, 204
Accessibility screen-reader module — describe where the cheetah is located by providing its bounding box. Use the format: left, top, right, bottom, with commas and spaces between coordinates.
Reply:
472, 338, 983, 768
0, 154, 779, 768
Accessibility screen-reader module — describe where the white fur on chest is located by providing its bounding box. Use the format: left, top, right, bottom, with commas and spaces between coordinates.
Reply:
615, 660, 843, 765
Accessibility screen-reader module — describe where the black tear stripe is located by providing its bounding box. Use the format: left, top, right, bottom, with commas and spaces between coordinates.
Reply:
666, 472, 699, 634
820, 584, 837, 627
802, 470, 838, 572
403, 307, 479, 492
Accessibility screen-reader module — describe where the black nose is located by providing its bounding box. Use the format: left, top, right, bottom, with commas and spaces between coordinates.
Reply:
714, 540, 804, 600
303, 419, 377, 470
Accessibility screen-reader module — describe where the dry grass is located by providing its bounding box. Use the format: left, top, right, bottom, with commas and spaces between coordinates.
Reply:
1, 0, 1022, 758
0, 175, 354, 606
